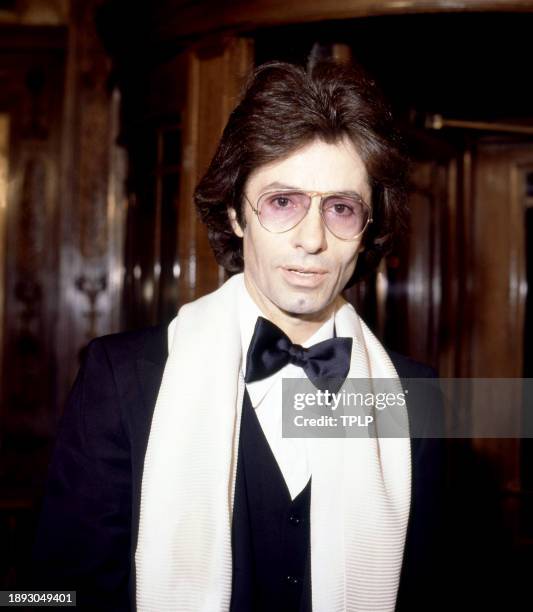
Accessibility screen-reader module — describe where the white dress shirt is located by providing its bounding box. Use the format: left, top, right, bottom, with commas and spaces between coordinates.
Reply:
238, 282, 335, 500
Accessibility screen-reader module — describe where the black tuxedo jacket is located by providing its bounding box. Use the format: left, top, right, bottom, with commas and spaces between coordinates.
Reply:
32, 325, 445, 611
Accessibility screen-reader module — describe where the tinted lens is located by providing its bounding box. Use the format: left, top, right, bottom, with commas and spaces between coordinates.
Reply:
256, 191, 370, 239
257, 191, 309, 232
322, 194, 369, 239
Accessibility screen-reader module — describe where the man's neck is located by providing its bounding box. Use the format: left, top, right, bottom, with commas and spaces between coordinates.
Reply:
243, 278, 340, 345
264, 310, 331, 344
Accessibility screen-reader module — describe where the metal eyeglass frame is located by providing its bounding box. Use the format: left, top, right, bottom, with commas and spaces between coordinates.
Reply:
243, 189, 373, 241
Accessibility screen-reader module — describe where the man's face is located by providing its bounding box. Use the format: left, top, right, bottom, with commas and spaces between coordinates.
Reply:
229, 137, 371, 329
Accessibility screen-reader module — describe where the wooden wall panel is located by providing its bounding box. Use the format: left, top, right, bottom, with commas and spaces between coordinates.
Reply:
0, 4, 126, 475
56, 0, 126, 407
467, 142, 533, 556
117, 36, 253, 328
177, 37, 253, 304
119, 52, 188, 330
470, 144, 529, 379
151, 0, 533, 44
0, 36, 65, 445
0, 0, 69, 26
0, 115, 8, 402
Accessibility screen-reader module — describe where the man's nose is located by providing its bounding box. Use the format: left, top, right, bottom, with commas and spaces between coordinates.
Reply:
291, 197, 327, 253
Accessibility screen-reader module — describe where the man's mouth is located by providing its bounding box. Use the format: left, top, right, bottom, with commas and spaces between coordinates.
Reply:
283, 266, 327, 275
281, 266, 328, 286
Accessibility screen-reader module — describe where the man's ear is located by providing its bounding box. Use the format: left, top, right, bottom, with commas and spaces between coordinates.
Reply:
228, 208, 244, 238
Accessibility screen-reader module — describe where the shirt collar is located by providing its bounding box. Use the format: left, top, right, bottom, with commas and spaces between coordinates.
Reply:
238, 281, 335, 407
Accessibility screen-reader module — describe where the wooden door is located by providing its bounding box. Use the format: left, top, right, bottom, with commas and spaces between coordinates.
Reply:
468, 141, 533, 586
121, 37, 253, 329
177, 37, 254, 305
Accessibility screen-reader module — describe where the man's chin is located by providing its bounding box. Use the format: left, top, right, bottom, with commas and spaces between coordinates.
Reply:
278, 296, 333, 320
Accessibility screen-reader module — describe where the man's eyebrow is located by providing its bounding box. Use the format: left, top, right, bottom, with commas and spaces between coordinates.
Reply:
259, 181, 365, 196
260, 181, 300, 191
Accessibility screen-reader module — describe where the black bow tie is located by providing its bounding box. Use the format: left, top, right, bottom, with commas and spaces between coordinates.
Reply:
244, 317, 352, 392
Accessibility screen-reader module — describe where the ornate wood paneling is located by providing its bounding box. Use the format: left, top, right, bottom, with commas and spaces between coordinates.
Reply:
0, 114, 8, 400
402, 157, 457, 372
0, 0, 68, 26
56, 0, 126, 404
470, 142, 531, 378
150, 0, 533, 47
0, 34, 65, 445
467, 142, 533, 556
119, 52, 188, 329
0, 2, 126, 491
348, 142, 461, 376
118, 36, 253, 330
0, 24, 68, 590
0, 4, 127, 587
178, 37, 253, 304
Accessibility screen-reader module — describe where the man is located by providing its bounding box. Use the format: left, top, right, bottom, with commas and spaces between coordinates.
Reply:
33, 61, 444, 611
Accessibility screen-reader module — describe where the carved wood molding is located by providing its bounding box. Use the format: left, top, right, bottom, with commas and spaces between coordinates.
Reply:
0, 0, 68, 26
152, 0, 533, 44
55, 0, 126, 405
177, 37, 254, 304
0, 114, 8, 412
0, 32, 65, 438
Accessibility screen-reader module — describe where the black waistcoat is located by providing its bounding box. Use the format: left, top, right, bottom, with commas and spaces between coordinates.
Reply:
230, 390, 312, 612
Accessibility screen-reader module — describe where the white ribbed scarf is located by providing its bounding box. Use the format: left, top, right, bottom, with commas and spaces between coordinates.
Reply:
135, 273, 411, 611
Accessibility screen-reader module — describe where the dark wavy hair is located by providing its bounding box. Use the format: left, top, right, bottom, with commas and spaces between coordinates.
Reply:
194, 60, 408, 286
